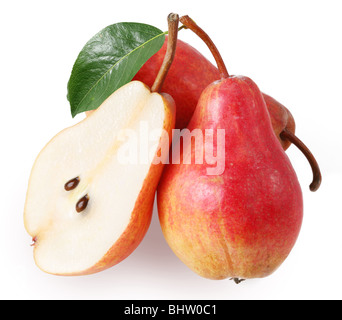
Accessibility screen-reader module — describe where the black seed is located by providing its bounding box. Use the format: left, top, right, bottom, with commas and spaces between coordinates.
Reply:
76, 194, 89, 213
64, 177, 80, 191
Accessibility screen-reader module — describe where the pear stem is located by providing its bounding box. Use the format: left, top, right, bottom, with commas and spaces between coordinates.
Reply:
151, 13, 179, 93
280, 128, 322, 192
179, 15, 229, 79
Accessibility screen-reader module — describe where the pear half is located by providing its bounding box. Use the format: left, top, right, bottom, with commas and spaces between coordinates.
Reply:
24, 81, 175, 276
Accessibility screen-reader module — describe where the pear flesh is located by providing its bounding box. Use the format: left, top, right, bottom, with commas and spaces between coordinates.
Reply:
24, 81, 175, 276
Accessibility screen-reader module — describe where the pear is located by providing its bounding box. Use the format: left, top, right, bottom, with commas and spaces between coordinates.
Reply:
24, 80, 175, 276
157, 16, 306, 280
24, 14, 179, 276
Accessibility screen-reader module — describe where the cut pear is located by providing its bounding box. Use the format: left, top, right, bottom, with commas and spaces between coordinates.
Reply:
24, 81, 175, 275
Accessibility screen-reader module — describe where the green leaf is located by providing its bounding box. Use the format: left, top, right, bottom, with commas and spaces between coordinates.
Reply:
67, 23, 165, 117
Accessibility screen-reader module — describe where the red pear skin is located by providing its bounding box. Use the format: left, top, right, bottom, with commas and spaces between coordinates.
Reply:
157, 76, 303, 280
134, 37, 295, 149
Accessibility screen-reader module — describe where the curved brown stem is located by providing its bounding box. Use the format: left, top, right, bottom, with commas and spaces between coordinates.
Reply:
151, 13, 179, 93
280, 128, 322, 192
179, 15, 229, 79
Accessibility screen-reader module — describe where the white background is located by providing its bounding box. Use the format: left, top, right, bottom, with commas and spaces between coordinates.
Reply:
1, 0, 341, 300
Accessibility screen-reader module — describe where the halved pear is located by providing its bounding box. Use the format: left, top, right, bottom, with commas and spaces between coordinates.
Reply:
24, 81, 175, 276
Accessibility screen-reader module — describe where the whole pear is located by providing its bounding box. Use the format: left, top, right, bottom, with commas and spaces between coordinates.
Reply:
158, 75, 303, 280
157, 16, 304, 281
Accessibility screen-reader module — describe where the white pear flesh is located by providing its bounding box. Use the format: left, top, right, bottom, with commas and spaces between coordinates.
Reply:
24, 81, 174, 275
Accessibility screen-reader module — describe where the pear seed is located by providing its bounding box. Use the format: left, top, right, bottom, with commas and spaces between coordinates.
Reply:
76, 194, 89, 213
64, 177, 80, 191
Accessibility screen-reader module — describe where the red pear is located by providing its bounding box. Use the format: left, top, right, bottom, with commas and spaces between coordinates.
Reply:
157, 16, 306, 281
